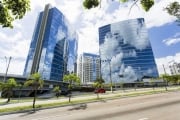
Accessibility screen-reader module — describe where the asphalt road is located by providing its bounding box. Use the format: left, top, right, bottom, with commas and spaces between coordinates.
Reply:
1, 91, 180, 120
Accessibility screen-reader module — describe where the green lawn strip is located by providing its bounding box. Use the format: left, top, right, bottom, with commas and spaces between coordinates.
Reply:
100, 89, 170, 99
0, 98, 99, 113
0, 105, 33, 113
0, 98, 34, 105
1, 87, 180, 114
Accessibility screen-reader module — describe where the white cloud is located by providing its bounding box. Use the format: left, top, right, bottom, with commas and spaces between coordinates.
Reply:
0, 0, 178, 75
163, 38, 180, 46
144, 0, 177, 28
155, 52, 180, 75
163, 32, 180, 46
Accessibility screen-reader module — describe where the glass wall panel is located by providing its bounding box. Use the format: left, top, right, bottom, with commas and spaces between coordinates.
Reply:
99, 18, 159, 83
24, 6, 78, 81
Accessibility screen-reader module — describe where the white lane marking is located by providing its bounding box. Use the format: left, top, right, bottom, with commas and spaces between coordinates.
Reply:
138, 118, 149, 120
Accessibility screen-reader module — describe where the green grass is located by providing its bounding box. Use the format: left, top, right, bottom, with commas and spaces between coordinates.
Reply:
0, 98, 100, 113
0, 106, 33, 113
0, 86, 180, 114
0, 98, 33, 104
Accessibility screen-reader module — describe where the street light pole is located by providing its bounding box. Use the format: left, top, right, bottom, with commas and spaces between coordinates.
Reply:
108, 60, 113, 93
3, 56, 12, 82
162, 64, 168, 91
101, 59, 113, 93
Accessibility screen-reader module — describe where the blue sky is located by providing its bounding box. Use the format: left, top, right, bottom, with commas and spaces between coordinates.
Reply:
149, 22, 180, 58
0, 0, 179, 75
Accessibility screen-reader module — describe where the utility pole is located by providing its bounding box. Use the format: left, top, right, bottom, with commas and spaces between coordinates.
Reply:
3, 56, 12, 82
162, 64, 168, 91
172, 63, 177, 75
162, 64, 167, 75
108, 60, 113, 93
101, 58, 113, 93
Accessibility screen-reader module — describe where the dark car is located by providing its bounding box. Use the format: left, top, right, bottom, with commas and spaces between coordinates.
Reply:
94, 88, 106, 93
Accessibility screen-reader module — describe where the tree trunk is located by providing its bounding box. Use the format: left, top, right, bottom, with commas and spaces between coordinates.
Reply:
97, 93, 99, 99
33, 89, 37, 111
165, 82, 168, 91
6, 90, 12, 103
69, 94, 71, 102
18, 88, 22, 102
68, 89, 72, 102
153, 85, 155, 90
7, 97, 10, 103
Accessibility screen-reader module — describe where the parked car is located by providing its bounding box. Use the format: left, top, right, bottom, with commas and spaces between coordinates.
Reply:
94, 88, 106, 93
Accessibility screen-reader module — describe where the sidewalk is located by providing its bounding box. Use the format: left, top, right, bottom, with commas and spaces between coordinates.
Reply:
0, 86, 179, 110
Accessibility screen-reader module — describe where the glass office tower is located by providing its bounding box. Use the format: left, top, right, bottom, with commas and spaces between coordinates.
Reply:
99, 18, 158, 83
24, 4, 78, 81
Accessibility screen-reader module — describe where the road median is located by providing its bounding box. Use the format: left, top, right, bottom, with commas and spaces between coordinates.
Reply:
0, 86, 180, 115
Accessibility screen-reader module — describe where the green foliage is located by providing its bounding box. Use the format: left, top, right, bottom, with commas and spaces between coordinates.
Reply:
93, 77, 105, 88
120, 0, 128, 3
140, 0, 154, 11
0, 0, 30, 28
165, 1, 180, 24
83, 0, 100, 9
162, 74, 180, 85
53, 86, 60, 98
24, 73, 44, 89
24, 73, 44, 109
63, 73, 80, 90
0, 78, 17, 90
0, 78, 17, 102
63, 73, 80, 102
165, 1, 180, 16
53, 86, 60, 93
83, 0, 154, 12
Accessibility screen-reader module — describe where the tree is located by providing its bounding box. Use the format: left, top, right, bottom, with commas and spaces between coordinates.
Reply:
158, 74, 168, 91
150, 78, 156, 90
93, 77, 105, 99
63, 73, 80, 102
0, 0, 30, 28
83, 0, 154, 12
83, 0, 100, 9
17, 82, 23, 102
176, 74, 180, 85
24, 73, 44, 110
165, 1, 180, 25
53, 86, 61, 99
119, 81, 125, 92
83, 0, 180, 23
0, 78, 17, 103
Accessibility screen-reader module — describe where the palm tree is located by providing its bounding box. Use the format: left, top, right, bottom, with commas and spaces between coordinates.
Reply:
157, 75, 167, 91
24, 73, 44, 110
53, 86, 61, 99
0, 78, 17, 103
17, 83, 23, 102
119, 81, 125, 92
93, 77, 105, 99
150, 78, 156, 90
63, 73, 80, 102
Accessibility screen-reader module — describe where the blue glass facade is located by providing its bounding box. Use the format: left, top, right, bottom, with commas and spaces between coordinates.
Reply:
99, 18, 159, 83
66, 36, 78, 74
24, 5, 77, 81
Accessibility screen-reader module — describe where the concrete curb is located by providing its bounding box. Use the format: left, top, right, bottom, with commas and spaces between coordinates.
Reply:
0, 89, 178, 116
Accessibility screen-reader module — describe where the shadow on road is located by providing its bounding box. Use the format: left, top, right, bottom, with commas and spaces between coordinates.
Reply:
20, 110, 41, 117
98, 99, 106, 103
68, 103, 87, 111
